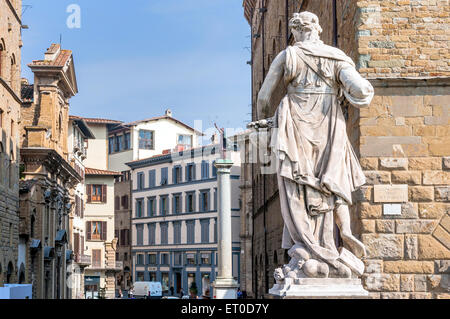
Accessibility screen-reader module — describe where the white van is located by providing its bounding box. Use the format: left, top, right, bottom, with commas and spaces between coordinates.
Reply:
133, 282, 162, 299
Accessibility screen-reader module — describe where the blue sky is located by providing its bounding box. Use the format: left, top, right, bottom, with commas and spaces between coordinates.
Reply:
21, 0, 252, 132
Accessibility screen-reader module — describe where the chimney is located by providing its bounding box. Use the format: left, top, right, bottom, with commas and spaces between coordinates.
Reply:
44, 44, 61, 62
165, 109, 173, 117
162, 149, 171, 155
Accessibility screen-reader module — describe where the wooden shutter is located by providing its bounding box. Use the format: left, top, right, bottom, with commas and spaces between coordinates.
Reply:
86, 222, 91, 240
74, 233, 80, 259
114, 197, 118, 210
101, 185, 107, 203
81, 200, 84, 218
86, 185, 92, 203
92, 249, 101, 268
81, 236, 84, 255
101, 221, 107, 241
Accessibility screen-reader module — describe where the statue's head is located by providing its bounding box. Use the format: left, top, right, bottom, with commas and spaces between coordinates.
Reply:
289, 11, 322, 43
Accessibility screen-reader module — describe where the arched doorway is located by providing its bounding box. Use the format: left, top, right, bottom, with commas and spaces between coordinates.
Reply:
6, 262, 14, 284
18, 263, 25, 284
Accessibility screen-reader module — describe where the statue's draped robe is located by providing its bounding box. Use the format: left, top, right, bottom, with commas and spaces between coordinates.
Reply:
270, 41, 374, 268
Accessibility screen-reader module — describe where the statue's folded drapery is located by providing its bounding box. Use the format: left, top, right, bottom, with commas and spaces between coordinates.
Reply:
270, 43, 374, 266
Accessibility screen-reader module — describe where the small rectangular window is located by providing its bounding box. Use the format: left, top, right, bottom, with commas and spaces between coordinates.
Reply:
160, 168, 168, 185
186, 193, 195, 213
139, 130, 154, 150
174, 252, 182, 266
187, 253, 196, 265
160, 223, 168, 244
137, 172, 144, 190
201, 253, 211, 265
161, 253, 169, 265
136, 199, 144, 218
149, 170, 156, 188
148, 254, 157, 265
187, 221, 195, 244
173, 194, 181, 214
136, 224, 143, 246
160, 196, 168, 216
148, 197, 156, 217
177, 134, 193, 149
108, 137, 114, 154
201, 219, 210, 243
124, 132, 131, 150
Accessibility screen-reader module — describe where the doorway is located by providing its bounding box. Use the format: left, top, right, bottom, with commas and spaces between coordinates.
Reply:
175, 272, 181, 294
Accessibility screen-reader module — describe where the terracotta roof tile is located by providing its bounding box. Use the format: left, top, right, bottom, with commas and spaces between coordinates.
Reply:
29, 48, 73, 68
85, 168, 121, 176
124, 115, 203, 135
69, 115, 122, 124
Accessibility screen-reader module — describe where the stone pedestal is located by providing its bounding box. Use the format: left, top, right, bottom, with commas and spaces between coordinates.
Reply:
212, 159, 238, 299
269, 278, 369, 298
212, 278, 239, 299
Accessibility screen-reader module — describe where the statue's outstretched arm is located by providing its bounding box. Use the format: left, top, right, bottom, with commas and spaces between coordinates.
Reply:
338, 66, 374, 108
257, 50, 286, 118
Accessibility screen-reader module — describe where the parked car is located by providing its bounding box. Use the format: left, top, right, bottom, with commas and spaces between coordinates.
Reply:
133, 282, 162, 299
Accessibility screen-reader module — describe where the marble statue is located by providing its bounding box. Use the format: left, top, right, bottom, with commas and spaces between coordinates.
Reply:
248, 12, 374, 297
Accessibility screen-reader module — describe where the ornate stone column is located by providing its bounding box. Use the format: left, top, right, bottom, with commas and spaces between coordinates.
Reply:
212, 159, 238, 299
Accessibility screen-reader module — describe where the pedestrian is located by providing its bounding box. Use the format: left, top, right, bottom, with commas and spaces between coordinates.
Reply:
118, 288, 123, 299
179, 289, 184, 298
128, 287, 134, 299
189, 290, 198, 299
201, 289, 211, 299
169, 286, 174, 296
237, 288, 243, 299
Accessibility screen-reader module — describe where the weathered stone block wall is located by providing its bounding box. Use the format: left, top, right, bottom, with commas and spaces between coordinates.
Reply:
0, 0, 22, 287
356, 0, 450, 78
358, 78, 449, 298
244, 0, 450, 298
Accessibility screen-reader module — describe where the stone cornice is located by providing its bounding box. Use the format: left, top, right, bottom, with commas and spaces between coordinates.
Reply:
368, 76, 450, 88
20, 148, 82, 186
0, 76, 22, 104
4, 0, 21, 25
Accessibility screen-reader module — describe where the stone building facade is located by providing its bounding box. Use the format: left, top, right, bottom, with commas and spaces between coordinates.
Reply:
114, 176, 132, 291
81, 119, 122, 299
0, 0, 22, 287
67, 117, 95, 298
127, 145, 242, 297
19, 44, 82, 299
242, 0, 449, 299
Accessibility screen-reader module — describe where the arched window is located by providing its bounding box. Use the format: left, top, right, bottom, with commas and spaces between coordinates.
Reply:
273, 250, 278, 266
0, 142, 3, 185
31, 211, 36, 237
58, 112, 63, 137
10, 54, 16, 91
0, 39, 5, 78
9, 150, 14, 189
6, 262, 14, 284
18, 263, 25, 284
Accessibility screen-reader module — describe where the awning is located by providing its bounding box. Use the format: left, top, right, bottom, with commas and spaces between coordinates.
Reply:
66, 250, 74, 262
55, 229, 67, 245
44, 246, 55, 260
30, 239, 41, 250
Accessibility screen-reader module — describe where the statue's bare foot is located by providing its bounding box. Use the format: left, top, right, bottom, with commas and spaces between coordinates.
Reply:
341, 232, 367, 259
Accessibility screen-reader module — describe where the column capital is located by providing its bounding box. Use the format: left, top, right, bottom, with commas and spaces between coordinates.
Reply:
214, 159, 233, 170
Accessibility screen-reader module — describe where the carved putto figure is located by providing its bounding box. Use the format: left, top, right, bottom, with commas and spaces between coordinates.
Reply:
249, 12, 374, 283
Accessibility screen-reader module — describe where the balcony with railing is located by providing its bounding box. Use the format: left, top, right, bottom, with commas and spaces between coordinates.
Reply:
75, 254, 91, 267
